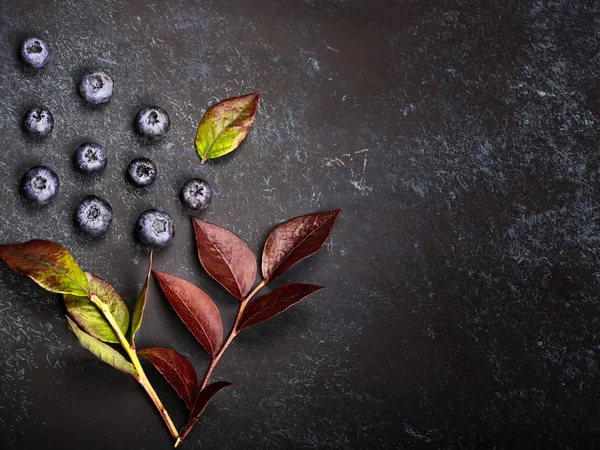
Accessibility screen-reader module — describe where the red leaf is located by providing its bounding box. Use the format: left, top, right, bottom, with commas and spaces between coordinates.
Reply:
139, 347, 198, 410
261, 210, 341, 282
190, 381, 233, 420
153, 270, 223, 357
192, 218, 257, 300
238, 284, 326, 331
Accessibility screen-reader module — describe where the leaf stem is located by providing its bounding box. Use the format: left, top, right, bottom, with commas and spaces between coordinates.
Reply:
201, 280, 266, 390
177, 280, 267, 445
89, 294, 180, 440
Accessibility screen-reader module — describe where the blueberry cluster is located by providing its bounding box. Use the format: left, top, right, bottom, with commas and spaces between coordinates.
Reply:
17, 36, 213, 248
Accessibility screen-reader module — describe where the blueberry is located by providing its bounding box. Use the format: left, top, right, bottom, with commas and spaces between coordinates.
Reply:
127, 157, 157, 187
20, 37, 51, 69
135, 209, 174, 247
20, 166, 59, 205
74, 143, 107, 174
23, 107, 54, 138
134, 106, 170, 140
79, 71, 113, 104
180, 178, 213, 211
74, 195, 113, 237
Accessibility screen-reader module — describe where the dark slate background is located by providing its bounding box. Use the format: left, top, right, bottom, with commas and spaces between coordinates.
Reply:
0, 0, 599, 448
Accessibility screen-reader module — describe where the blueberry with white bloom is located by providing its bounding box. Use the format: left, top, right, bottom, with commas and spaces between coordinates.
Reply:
180, 178, 213, 211
73, 143, 107, 174
79, 70, 113, 104
20, 37, 51, 69
74, 195, 113, 237
127, 157, 157, 187
135, 209, 174, 247
134, 106, 170, 140
20, 166, 59, 205
23, 107, 54, 138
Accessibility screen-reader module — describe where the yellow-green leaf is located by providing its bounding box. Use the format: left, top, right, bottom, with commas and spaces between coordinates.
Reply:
131, 251, 152, 345
67, 316, 137, 376
64, 273, 129, 343
0, 240, 88, 296
194, 93, 260, 164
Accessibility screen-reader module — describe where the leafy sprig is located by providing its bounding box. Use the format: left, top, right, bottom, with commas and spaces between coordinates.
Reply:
0, 210, 340, 446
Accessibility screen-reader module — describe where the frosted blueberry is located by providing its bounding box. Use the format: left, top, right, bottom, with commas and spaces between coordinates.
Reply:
127, 157, 157, 187
74, 143, 107, 174
20, 37, 51, 69
135, 209, 174, 248
20, 166, 59, 205
134, 106, 170, 140
79, 71, 113, 104
74, 195, 113, 237
180, 178, 213, 211
23, 107, 54, 138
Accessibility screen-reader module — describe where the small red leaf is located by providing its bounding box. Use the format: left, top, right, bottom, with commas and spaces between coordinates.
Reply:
139, 347, 198, 410
192, 218, 257, 300
238, 283, 326, 331
190, 381, 233, 420
153, 270, 223, 357
261, 210, 341, 282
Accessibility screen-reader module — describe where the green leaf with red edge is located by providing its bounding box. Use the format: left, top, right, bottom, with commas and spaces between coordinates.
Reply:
192, 218, 257, 300
64, 273, 129, 343
131, 251, 153, 345
190, 381, 233, 421
0, 240, 88, 296
153, 270, 223, 357
139, 347, 198, 410
67, 316, 137, 376
262, 210, 341, 282
195, 93, 260, 164
238, 284, 326, 331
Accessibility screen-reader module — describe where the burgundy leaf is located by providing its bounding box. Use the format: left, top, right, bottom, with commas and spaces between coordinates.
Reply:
190, 381, 233, 420
192, 218, 257, 300
139, 347, 198, 410
153, 270, 223, 357
238, 283, 325, 331
261, 209, 341, 282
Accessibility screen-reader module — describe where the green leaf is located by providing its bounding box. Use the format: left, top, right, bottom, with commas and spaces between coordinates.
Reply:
195, 92, 260, 164
0, 240, 88, 296
131, 251, 152, 345
67, 316, 137, 376
64, 273, 130, 344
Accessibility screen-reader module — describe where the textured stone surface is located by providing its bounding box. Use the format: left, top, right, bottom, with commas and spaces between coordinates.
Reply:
0, 0, 599, 448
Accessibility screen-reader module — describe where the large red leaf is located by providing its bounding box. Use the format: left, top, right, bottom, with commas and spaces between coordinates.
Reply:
153, 270, 223, 357
238, 284, 326, 331
190, 381, 233, 420
139, 347, 198, 410
192, 218, 257, 300
261, 210, 341, 282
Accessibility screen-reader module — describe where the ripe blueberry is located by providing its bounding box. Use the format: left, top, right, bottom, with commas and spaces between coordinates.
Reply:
127, 157, 157, 187
135, 209, 174, 247
20, 166, 59, 205
134, 106, 170, 140
180, 178, 213, 211
79, 70, 113, 104
74, 195, 113, 237
23, 107, 54, 138
74, 143, 107, 174
20, 37, 51, 69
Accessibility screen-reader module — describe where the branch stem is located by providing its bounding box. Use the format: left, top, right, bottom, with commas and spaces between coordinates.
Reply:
177, 280, 267, 445
90, 294, 179, 440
